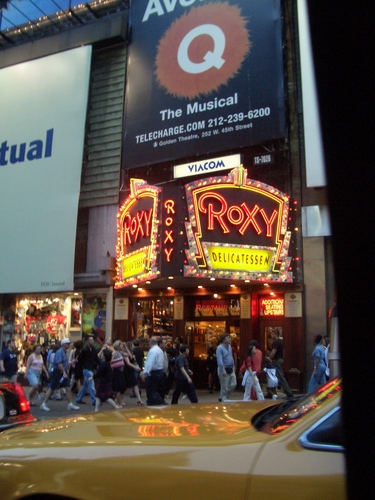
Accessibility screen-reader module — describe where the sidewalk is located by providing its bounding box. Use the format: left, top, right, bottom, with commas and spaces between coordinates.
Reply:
29, 388, 290, 422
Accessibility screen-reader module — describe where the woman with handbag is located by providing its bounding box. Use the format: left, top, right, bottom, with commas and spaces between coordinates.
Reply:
123, 342, 144, 406
242, 342, 264, 401
111, 340, 127, 407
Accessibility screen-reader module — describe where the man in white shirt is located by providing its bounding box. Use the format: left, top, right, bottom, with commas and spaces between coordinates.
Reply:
141, 337, 168, 405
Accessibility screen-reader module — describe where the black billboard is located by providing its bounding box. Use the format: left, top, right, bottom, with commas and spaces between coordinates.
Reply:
123, 0, 285, 168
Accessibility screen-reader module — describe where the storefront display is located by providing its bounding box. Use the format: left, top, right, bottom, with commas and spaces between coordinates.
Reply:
130, 298, 174, 348
0, 294, 83, 369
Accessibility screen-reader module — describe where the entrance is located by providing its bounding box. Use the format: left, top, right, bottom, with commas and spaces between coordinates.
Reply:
191, 318, 240, 389
258, 319, 285, 357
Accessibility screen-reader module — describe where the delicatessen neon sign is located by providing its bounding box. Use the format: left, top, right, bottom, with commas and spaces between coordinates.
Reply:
115, 166, 293, 288
184, 165, 292, 282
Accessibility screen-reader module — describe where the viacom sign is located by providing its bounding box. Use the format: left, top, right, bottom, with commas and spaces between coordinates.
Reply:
173, 153, 241, 179
124, 0, 285, 168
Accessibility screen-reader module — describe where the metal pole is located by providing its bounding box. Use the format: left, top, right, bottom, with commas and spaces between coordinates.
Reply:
328, 302, 340, 377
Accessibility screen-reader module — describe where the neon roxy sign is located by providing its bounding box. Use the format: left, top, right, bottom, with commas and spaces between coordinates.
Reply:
115, 166, 293, 288
184, 165, 292, 282
115, 179, 161, 288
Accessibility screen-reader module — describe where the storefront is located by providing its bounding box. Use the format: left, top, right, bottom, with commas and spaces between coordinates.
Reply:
0, 290, 111, 370
113, 164, 305, 391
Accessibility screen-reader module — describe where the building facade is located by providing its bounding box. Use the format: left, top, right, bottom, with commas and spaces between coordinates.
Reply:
0, 0, 334, 391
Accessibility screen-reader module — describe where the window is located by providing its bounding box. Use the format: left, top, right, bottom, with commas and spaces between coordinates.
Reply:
299, 407, 344, 452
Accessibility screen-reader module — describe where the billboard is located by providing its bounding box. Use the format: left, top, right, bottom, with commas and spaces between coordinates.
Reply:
124, 0, 285, 168
0, 46, 92, 293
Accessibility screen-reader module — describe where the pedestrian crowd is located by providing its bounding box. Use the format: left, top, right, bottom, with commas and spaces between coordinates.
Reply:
1, 328, 331, 412
0, 334, 199, 412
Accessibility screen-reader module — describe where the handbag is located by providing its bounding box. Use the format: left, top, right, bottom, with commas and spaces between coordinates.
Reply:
264, 367, 278, 388
225, 366, 233, 374
111, 357, 125, 369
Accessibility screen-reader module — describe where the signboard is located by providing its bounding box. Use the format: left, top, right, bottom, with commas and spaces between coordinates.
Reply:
114, 297, 129, 320
184, 165, 293, 281
0, 46, 92, 293
253, 153, 274, 166
174, 296, 184, 320
284, 291, 302, 317
259, 296, 284, 316
124, 0, 285, 168
115, 178, 161, 288
174, 153, 241, 179
195, 299, 240, 317
115, 165, 293, 288
240, 294, 251, 319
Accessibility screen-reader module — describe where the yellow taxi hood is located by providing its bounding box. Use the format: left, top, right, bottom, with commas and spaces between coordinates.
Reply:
0, 400, 275, 449
0, 400, 281, 500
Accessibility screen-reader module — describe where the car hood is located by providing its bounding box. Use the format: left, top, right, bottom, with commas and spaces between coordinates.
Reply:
0, 400, 274, 450
0, 400, 307, 500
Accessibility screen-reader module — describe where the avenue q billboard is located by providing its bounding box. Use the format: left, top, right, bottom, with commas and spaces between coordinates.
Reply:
123, 0, 285, 168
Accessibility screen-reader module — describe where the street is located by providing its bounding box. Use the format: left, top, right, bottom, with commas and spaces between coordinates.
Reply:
29, 388, 235, 421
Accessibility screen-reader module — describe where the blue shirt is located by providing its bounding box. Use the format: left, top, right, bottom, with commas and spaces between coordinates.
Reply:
0, 347, 18, 377
53, 347, 69, 372
216, 343, 234, 372
312, 344, 326, 365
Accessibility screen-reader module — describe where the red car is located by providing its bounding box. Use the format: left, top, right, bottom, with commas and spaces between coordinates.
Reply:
0, 376, 37, 431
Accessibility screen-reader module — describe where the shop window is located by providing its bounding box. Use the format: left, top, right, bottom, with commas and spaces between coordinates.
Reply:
131, 298, 174, 347
0, 294, 83, 370
265, 326, 283, 354
193, 321, 240, 361
82, 294, 106, 344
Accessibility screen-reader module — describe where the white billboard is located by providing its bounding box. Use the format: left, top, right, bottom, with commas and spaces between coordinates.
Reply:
0, 46, 92, 293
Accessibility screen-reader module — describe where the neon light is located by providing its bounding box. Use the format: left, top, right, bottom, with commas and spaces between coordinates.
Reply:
115, 178, 161, 288
260, 208, 278, 237
123, 208, 153, 245
184, 165, 293, 282
162, 199, 176, 265
227, 205, 244, 225
238, 203, 261, 235
164, 199, 176, 214
198, 192, 229, 232
164, 248, 174, 262
260, 297, 284, 316
208, 246, 273, 272
164, 230, 174, 244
